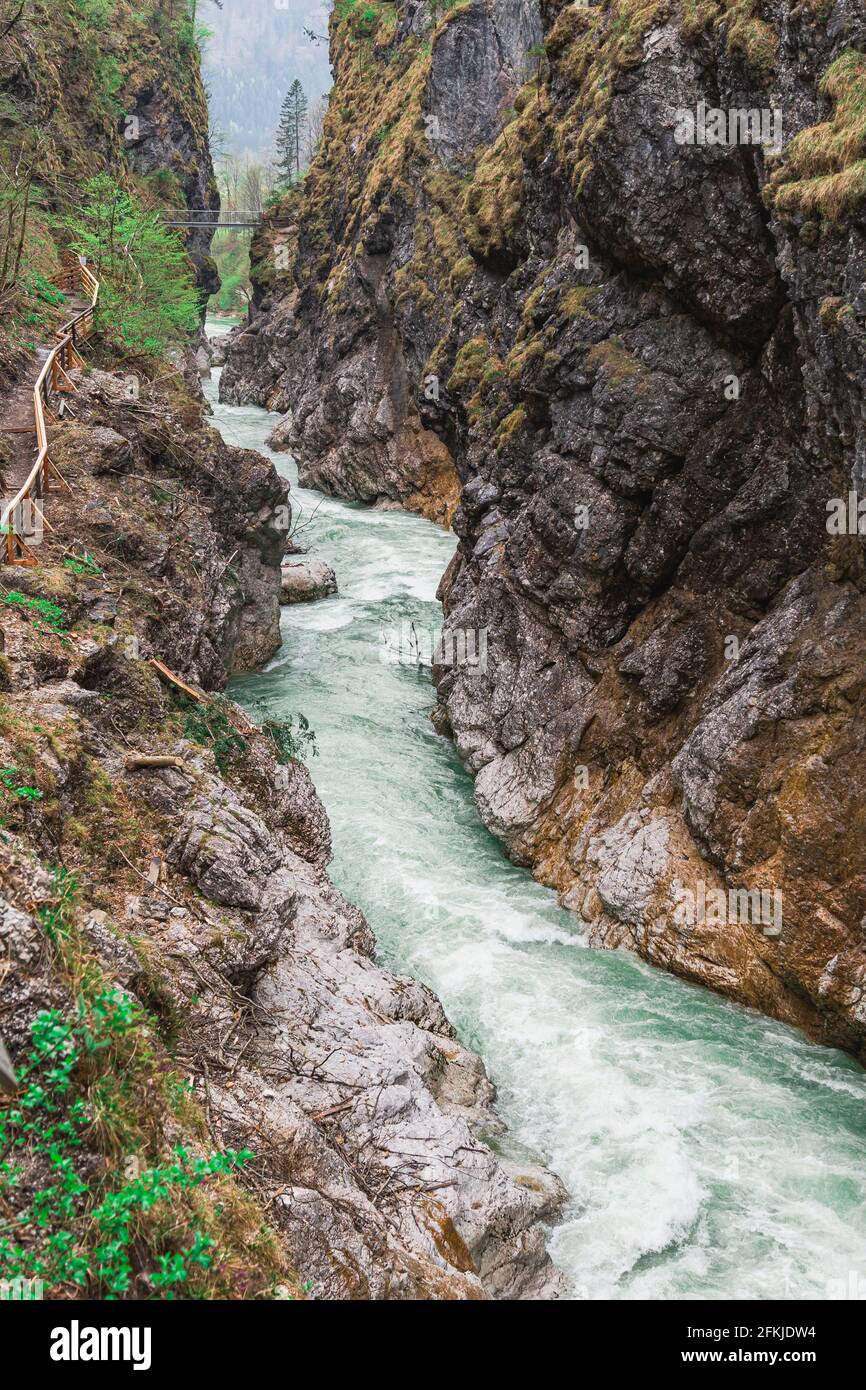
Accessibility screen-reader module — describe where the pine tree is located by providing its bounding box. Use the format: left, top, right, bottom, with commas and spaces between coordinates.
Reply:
275, 79, 308, 184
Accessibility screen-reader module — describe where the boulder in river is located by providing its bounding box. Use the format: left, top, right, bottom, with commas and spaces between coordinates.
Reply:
208, 335, 228, 367
280, 556, 337, 604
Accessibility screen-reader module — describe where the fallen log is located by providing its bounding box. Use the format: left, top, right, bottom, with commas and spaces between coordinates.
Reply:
125, 755, 187, 770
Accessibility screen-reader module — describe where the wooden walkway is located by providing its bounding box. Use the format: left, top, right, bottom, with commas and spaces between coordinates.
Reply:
0, 262, 98, 564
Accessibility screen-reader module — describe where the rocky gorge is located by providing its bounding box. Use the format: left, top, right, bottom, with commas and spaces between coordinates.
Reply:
0, 0, 566, 1300
1, 363, 566, 1298
6, 0, 866, 1309
222, 0, 866, 1061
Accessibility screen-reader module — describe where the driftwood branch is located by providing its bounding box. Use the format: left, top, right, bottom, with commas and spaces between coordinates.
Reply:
310, 1099, 355, 1123
125, 754, 187, 770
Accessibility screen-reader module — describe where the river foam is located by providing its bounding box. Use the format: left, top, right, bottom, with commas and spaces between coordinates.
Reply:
206, 330, 866, 1301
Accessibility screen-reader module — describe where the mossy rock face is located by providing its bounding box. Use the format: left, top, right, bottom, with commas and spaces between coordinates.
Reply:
586, 336, 649, 388
818, 295, 855, 332
0, 0, 219, 349
766, 49, 866, 223
222, 0, 866, 1057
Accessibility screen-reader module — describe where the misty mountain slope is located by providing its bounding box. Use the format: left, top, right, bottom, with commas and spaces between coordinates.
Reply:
202, 0, 332, 157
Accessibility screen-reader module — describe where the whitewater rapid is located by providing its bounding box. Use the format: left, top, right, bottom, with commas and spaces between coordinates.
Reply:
206, 332, 866, 1301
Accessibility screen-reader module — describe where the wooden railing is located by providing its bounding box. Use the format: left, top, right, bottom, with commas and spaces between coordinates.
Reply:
1, 259, 99, 565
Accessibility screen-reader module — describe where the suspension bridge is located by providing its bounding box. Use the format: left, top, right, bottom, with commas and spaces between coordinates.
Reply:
158, 208, 263, 231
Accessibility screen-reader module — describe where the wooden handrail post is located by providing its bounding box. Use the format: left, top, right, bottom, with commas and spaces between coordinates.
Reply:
1, 260, 99, 565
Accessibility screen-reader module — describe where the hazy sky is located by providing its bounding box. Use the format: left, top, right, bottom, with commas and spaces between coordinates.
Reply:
202, 0, 333, 161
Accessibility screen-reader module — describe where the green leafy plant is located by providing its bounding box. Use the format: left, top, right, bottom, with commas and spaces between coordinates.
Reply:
181, 696, 248, 773
63, 552, 101, 577
0, 1003, 253, 1296
0, 868, 264, 1298
2, 590, 68, 635
86, 1148, 251, 1296
251, 703, 317, 764
21, 270, 66, 307
0, 766, 42, 800
180, 694, 317, 771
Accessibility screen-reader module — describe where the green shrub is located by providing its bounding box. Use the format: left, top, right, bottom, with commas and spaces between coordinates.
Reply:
181, 696, 249, 773
65, 175, 201, 356
0, 866, 277, 1298
0, 1000, 253, 1296
2, 590, 68, 636
0, 766, 42, 801
252, 705, 318, 764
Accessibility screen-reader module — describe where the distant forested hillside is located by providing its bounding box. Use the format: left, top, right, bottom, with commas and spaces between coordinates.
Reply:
202, 0, 332, 160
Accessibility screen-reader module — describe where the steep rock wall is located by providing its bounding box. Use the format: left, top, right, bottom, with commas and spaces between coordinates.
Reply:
224, 0, 866, 1057
220, 0, 545, 524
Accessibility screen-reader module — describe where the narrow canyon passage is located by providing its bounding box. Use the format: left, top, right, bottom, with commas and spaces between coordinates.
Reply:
206, 337, 866, 1301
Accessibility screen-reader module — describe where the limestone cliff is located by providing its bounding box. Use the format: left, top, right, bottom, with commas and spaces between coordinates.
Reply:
223, 0, 866, 1058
